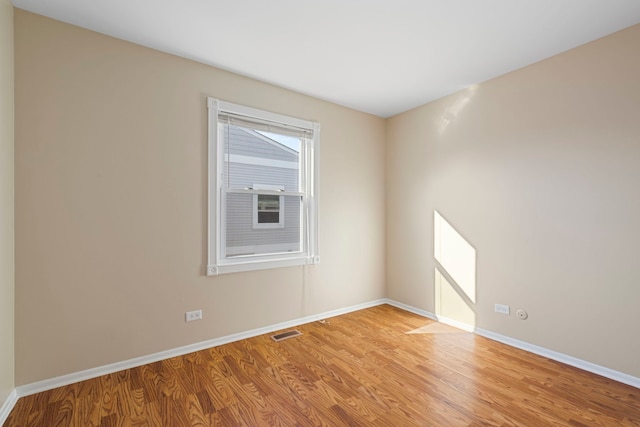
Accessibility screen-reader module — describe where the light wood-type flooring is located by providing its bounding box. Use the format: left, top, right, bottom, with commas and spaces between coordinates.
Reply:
5, 304, 640, 426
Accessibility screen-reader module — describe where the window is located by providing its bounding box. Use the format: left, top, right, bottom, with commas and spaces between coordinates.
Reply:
252, 184, 284, 229
207, 98, 319, 275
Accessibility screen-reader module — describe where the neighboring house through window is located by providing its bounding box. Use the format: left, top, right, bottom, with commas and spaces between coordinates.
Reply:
207, 98, 319, 275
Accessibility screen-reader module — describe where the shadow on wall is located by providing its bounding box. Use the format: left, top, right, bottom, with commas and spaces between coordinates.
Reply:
434, 210, 477, 330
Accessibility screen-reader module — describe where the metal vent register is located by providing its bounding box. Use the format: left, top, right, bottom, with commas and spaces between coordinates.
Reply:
271, 330, 302, 342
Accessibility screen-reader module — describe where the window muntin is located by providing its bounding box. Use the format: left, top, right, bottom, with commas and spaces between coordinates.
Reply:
207, 98, 319, 275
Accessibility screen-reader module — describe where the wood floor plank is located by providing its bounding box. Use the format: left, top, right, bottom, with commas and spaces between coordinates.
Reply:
5, 304, 640, 426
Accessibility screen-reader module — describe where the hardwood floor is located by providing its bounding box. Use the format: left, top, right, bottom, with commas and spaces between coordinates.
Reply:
5, 304, 640, 426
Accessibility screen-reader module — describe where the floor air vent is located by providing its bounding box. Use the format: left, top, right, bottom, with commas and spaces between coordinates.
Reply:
271, 330, 302, 342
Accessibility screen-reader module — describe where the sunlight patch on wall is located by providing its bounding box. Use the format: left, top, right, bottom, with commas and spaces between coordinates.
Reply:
435, 267, 476, 330
438, 85, 477, 134
434, 210, 476, 303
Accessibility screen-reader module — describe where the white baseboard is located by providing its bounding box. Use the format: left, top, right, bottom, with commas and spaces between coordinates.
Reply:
384, 298, 640, 389
382, 299, 438, 321
473, 327, 640, 389
0, 389, 18, 426
16, 298, 387, 397
15, 297, 640, 399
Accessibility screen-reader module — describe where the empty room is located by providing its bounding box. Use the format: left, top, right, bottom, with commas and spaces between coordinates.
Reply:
1, 0, 640, 425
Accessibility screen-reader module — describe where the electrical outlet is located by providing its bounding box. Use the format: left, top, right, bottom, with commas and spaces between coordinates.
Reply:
494, 304, 510, 315
185, 310, 202, 322
516, 309, 528, 320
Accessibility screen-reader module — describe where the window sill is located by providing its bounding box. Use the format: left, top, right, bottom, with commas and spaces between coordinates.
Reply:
207, 255, 320, 276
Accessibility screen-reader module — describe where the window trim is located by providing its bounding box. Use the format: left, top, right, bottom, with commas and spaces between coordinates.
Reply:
207, 98, 320, 276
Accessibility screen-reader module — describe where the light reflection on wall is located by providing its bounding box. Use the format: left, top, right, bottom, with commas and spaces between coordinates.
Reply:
438, 85, 477, 134
434, 210, 477, 328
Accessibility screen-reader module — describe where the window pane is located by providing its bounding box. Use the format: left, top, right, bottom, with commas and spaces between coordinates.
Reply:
222, 124, 301, 192
258, 211, 280, 223
226, 193, 301, 257
257, 194, 280, 213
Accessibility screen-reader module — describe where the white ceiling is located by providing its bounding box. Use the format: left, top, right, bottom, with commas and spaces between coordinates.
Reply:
12, 0, 640, 117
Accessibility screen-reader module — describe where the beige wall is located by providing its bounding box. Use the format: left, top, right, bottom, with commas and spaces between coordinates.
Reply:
14, 10, 386, 385
387, 24, 640, 377
0, 0, 15, 404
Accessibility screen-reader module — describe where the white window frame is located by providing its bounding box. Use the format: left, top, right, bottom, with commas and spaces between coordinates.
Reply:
207, 98, 320, 275
252, 184, 285, 229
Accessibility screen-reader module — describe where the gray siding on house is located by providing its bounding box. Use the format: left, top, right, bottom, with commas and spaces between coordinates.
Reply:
225, 193, 301, 253
222, 126, 301, 256
225, 125, 298, 162
227, 163, 299, 192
